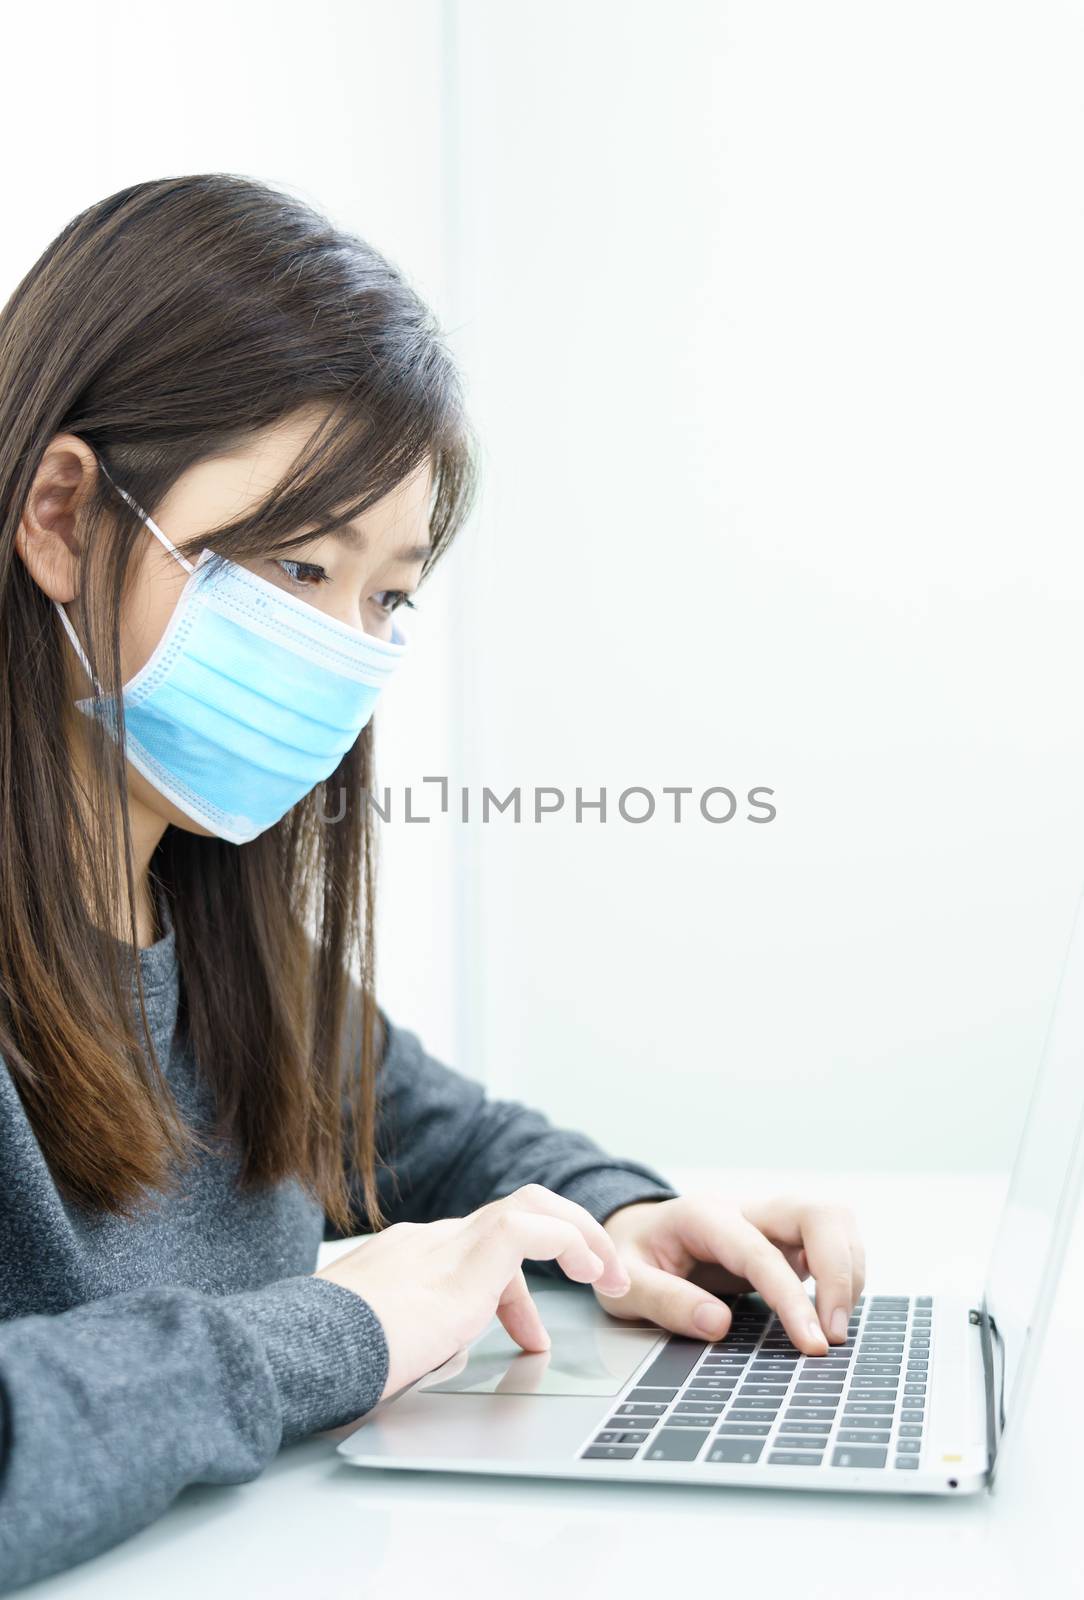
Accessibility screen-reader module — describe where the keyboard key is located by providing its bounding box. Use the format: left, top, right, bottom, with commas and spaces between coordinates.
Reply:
638, 1339, 708, 1387
615, 1403, 668, 1416
769, 1450, 824, 1465
728, 1408, 781, 1423
837, 1428, 890, 1444
899, 1425, 923, 1438
916, 1297, 933, 1306
674, 1401, 725, 1414
583, 1444, 639, 1459
730, 1397, 783, 1411
739, 1384, 791, 1396
896, 1439, 921, 1454
686, 1386, 735, 1400
708, 1439, 765, 1463
903, 1385, 927, 1397
778, 1420, 832, 1435
895, 1457, 920, 1470
844, 1402, 895, 1417
715, 1423, 771, 1437
595, 1430, 650, 1445
668, 1415, 719, 1428
645, 1428, 710, 1461
793, 1382, 844, 1395
775, 1436, 828, 1452
832, 1446, 888, 1468
628, 1387, 678, 1403
688, 1379, 738, 1393
785, 1401, 838, 1416
900, 1409, 925, 1422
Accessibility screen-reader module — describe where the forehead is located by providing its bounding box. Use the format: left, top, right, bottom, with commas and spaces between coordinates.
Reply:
208, 410, 434, 559
333, 456, 434, 561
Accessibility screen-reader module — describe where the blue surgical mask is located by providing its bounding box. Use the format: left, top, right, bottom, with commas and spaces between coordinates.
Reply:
54, 471, 407, 844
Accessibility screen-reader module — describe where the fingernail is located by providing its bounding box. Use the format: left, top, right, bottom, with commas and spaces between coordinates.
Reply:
595, 1266, 632, 1296
830, 1307, 848, 1341
693, 1303, 729, 1337
807, 1316, 829, 1350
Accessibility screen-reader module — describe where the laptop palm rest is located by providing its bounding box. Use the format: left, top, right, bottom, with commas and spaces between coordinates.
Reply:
337, 1285, 665, 1466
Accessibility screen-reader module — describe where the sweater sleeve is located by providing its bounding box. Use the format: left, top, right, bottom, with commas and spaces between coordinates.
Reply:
327, 1005, 680, 1271
0, 1274, 387, 1595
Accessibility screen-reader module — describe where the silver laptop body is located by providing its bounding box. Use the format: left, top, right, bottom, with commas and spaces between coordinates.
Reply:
337, 883, 1084, 1497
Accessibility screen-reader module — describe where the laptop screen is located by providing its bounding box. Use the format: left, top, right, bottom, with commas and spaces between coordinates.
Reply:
983, 880, 1084, 1452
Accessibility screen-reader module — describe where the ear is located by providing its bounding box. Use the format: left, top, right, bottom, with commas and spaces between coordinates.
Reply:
14, 434, 102, 604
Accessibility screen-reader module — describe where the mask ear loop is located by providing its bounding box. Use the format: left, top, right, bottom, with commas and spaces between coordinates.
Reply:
55, 456, 199, 693
95, 458, 197, 577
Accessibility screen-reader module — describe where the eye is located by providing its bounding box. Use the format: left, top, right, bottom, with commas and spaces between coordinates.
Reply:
372, 591, 417, 614
275, 558, 329, 588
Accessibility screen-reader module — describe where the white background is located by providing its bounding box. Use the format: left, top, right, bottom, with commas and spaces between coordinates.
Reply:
4, 2, 1084, 1179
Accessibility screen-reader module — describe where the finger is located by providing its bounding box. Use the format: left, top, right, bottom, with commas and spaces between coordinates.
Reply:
469, 1206, 608, 1289
614, 1259, 734, 1341
499, 1184, 632, 1293
496, 1267, 551, 1353
799, 1211, 856, 1343
849, 1222, 867, 1302
777, 1244, 807, 1280
706, 1212, 829, 1354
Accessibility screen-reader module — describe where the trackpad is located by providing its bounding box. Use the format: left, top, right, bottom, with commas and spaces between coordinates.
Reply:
417, 1323, 663, 1397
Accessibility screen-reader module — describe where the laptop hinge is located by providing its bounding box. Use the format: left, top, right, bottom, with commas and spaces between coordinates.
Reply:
970, 1303, 1004, 1472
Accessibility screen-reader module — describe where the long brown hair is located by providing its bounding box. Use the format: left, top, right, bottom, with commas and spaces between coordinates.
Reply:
0, 174, 477, 1233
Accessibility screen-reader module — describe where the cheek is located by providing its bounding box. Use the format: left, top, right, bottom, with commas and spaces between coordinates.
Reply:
118, 556, 190, 679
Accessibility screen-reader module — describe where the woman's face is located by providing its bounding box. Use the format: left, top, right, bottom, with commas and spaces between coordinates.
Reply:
116, 408, 434, 678
18, 405, 433, 840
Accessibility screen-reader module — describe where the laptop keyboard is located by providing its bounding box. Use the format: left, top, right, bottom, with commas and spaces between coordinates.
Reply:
578, 1294, 931, 1470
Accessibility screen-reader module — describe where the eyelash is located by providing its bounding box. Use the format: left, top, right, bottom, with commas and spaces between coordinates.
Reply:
275, 559, 417, 613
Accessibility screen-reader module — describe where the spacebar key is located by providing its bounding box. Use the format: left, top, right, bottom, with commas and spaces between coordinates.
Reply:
637, 1338, 709, 1388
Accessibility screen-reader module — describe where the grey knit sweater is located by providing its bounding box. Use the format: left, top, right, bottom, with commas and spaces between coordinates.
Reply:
0, 919, 677, 1592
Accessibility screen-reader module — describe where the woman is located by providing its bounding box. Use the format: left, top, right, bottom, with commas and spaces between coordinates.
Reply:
0, 175, 863, 1591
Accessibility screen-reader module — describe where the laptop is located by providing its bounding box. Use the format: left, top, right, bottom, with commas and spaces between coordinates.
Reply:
336, 883, 1084, 1496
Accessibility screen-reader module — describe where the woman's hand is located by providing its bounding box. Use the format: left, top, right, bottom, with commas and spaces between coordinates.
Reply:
315, 1183, 631, 1402
592, 1191, 866, 1354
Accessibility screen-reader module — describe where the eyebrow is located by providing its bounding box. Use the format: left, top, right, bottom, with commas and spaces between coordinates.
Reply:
329, 525, 431, 563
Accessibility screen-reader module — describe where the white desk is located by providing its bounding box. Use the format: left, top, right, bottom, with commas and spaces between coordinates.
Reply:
25, 1167, 1083, 1600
